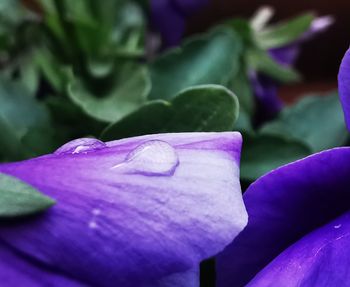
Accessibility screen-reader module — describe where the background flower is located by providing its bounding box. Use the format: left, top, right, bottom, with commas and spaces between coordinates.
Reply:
254, 16, 334, 122
216, 45, 350, 287
150, 0, 209, 47
217, 147, 350, 287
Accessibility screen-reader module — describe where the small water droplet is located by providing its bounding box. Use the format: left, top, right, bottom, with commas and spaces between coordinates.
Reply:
92, 208, 101, 216
112, 140, 179, 176
55, 138, 106, 155
334, 224, 342, 229
89, 221, 98, 229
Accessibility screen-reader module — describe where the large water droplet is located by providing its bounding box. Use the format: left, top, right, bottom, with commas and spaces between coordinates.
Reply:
112, 140, 179, 176
55, 138, 106, 155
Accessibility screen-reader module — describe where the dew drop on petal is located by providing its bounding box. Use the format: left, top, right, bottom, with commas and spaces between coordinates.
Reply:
112, 140, 179, 176
54, 138, 106, 155
92, 208, 101, 216
89, 221, 98, 229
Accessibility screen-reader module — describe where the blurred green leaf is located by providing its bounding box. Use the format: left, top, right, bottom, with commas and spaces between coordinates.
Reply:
0, 116, 25, 161
68, 64, 150, 122
233, 110, 253, 132
101, 85, 239, 140
45, 95, 106, 140
149, 29, 243, 100
230, 69, 255, 115
225, 18, 254, 46
20, 58, 40, 95
240, 133, 310, 181
0, 172, 55, 218
256, 13, 314, 49
247, 48, 300, 83
260, 92, 348, 152
0, 79, 56, 160
34, 48, 68, 92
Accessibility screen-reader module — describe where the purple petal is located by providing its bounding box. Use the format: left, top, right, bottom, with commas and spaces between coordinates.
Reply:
268, 45, 300, 67
0, 242, 84, 287
150, 0, 185, 47
0, 132, 247, 287
144, 268, 199, 287
150, 0, 208, 47
217, 147, 350, 287
302, 16, 334, 42
250, 72, 283, 121
338, 47, 350, 131
246, 211, 350, 287
172, 0, 209, 16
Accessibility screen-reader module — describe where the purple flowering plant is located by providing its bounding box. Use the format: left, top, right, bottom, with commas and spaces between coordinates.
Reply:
215, 47, 350, 287
0, 0, 349, 286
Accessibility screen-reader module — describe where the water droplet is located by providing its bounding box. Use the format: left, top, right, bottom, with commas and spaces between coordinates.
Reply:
334, 224, 342, 229
55, 138, 106, 155
89, 221, 98, 229
92, 208, 101, 216
88, 208, 101, 230
112, 140, 179, 176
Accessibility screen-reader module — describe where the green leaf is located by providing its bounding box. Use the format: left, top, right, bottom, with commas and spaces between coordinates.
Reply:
229, 69, 255, 115
225, 18, 254, 46
0, 172, 55, 217
149, 29, 242, 100
35, 48, 68, 93
256, 13, 314, 49
247, 48, 300, 83
0, 116, 26, 161
0, 79, 57, 160
260, 92, 348, 152
101, 85, 239, 140
240, 133, 310, 181
68, 65, 150, 122
45, 96, 106, 140
233, 110, 253, 133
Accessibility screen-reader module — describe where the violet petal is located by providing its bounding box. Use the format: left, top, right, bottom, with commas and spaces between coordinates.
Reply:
143, 267, 198, 287
217, 147, 350, 287
150, 0, 185, 47
0, 132, 247, 287
338, 47, 350, 131
0, 242, 85, 287
246, 211, 350, 286
172, 0, 209, 16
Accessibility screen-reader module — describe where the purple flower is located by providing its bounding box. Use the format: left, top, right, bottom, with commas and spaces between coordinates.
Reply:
150, 0, 209, 47
254, 16, 334, 120
216, 47, 350, 286
0, 132, 247, 286
339, 47, 350, 130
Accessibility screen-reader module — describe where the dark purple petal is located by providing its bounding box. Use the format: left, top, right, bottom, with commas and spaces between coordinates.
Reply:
217, 147, 350, 287
145, 268, 198, 287
250, 72, 282, 121
172, 0, 209, 16
0, 132, 247, 287
246, 211, 350, 287
338, 47, 350, 131
0, 242, 84, 287
150, 0, 208, 47
268, 45, 300, 67
150, 0, 185, 47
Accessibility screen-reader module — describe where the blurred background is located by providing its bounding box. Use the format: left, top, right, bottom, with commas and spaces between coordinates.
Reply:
187, 0, 350, 102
